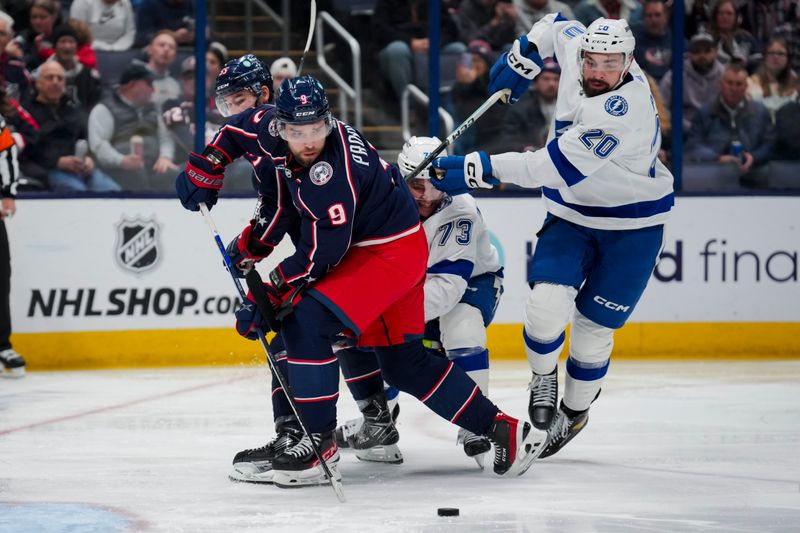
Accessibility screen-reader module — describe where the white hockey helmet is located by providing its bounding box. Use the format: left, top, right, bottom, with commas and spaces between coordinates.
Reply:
397, 136, 446, 180
581, 18, 636, 72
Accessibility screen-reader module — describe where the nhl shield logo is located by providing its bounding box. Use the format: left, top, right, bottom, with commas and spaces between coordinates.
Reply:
115, 217, 161, 273
309, 161, 333, 185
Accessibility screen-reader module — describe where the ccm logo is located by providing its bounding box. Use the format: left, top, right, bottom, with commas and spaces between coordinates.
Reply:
593, 296, 630, 312
509, 50, 535, 76
466, 161, 479, 187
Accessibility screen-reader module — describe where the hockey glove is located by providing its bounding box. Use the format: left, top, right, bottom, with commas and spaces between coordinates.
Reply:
488, 36, 544, 104
235, 283, 284, 339
431, 151, 499, 194
225, 224, 276, 278
176, 152, 225, 211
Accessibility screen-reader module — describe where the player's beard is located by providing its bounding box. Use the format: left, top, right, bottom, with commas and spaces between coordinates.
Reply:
582, 78, 612, 97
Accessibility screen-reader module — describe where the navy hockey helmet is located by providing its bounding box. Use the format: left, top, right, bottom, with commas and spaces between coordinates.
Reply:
214, 54, 273, 117
272, 75, 334, 141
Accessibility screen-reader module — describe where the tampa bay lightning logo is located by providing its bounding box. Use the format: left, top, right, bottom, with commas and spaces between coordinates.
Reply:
604, 96, 628, 116
309, 161, 333, 185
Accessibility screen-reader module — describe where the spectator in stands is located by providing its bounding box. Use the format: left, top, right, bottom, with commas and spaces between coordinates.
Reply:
23, 61, 118, 191
633, 0, 672, 81
270, 57, 297, 96
161, 56, 196, 165
67, 18, 98, 70
20, 0, 61, 71
88, 63, 177, 190
0, 11, 31, 103
500, 57, 559, 152
774, 21, 800, 73
69, 0, 136, 51
685, 0, 713, 37
456, 0, 518, 52
747, 37, 799, 122
373, 0, 465, 102
646, 72, 671, 162
513, 0, 574, 35
135, 0, 194, 47
143, 29, 179, 112
686, 62, 775, 183
43, 24, 103, 111
660, 32, 724, 131
451, 39, 508, 153
739, 0, 799, 46
708, 0, 760, 70
774, 93, 800, 161
573, 0, 642, 29
206, 41, 227, 84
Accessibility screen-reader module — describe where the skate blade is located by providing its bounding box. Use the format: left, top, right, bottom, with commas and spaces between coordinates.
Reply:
355, 444, 403, 464
508, 427, 548, 477
472, 452, 485, 470
1, 367, 25, 378
228, 465, 275, 484
273, 463, 342, 488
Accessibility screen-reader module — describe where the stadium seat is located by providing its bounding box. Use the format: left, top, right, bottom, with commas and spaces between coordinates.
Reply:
95, 50, 144, 87
681, 162, 745, 192
413, 52, 466, 93
766, 160, 800, 189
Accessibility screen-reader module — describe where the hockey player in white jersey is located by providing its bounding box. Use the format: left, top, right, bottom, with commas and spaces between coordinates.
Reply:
336, 136, 505, 467
432, 16, 673, 464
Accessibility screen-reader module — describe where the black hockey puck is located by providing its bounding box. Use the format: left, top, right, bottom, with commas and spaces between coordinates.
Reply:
437, 508, 459, 517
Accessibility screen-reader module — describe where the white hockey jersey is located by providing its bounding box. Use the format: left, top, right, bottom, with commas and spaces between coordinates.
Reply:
491, 15, 674, 231
422, 194, 502, 322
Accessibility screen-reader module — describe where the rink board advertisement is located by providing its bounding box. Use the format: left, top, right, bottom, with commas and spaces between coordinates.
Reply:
9, 196, 800, 368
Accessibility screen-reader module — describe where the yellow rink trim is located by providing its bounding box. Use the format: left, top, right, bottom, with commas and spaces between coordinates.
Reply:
11, 322, 800, 371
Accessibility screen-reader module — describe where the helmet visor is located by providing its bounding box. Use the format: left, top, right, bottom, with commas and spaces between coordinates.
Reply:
215, 90, 258, 117
277, 118, 333, 143
581, 53, 626, 72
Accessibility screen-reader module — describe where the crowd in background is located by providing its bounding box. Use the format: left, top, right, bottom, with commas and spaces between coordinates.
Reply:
0, 0, 798, 193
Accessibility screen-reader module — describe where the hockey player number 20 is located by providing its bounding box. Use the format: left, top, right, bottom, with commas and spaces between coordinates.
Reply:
579, 129, 619, 159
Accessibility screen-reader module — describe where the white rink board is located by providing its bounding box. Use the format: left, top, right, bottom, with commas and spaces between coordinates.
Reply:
8, 195, 800, 334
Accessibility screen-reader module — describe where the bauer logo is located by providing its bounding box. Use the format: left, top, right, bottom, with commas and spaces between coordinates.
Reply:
114, 217, 161, 274
309, 161, 333, 185
604, 96, 628, 116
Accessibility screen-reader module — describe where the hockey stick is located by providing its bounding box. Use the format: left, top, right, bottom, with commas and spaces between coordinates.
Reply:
198, 203, 346, 503
296, 0, 317, 76
404, 88, 511, 181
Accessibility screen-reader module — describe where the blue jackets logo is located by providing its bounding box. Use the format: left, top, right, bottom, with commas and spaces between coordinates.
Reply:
115, 217, 161, 274
604, 96, 628, 116
310, 161, 333, 185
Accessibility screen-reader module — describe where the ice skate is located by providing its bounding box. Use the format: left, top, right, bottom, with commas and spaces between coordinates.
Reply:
272, 431, 341, 488
0, 349, 25, 378
484, 411, 547, 476
528, 368, 558, 430
457, 427, 491, 469
334, 393, 403, 464
539, 402, 589, 459
229, 419, 302, 484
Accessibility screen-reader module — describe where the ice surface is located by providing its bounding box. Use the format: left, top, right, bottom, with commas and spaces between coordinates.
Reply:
1, 360, 799, 532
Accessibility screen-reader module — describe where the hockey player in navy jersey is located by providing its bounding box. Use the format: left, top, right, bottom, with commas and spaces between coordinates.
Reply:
232, 76, 541, 486
336, 136, 505, 468
432, 17, 674, 462
175, 53, 281, 214
175, 57, 402, 484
